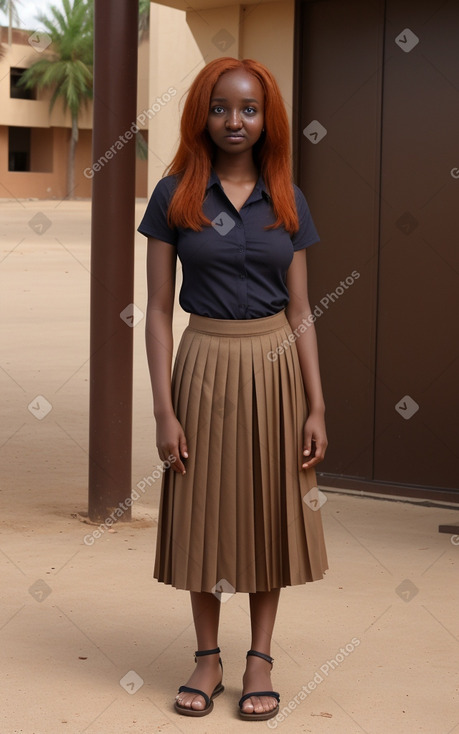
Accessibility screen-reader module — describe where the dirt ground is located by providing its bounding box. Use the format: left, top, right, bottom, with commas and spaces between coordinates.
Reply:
1, 199, 458, 734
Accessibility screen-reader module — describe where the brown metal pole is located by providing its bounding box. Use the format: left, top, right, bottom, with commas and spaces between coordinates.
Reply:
88, 0, 139, 522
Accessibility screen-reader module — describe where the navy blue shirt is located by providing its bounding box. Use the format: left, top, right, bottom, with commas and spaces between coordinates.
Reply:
138, 169, 319, 319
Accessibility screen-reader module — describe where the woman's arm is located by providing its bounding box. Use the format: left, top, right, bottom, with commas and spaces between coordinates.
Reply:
145, 238, 187, 474
285, 248, 327, 470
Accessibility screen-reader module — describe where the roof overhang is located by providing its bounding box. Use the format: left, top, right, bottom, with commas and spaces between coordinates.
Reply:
152, 0, 280, 10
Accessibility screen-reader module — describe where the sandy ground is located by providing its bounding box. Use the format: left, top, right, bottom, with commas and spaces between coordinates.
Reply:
1, 199, 459, 734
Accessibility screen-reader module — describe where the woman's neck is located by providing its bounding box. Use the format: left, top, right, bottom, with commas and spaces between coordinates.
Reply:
213, 150, 258, 184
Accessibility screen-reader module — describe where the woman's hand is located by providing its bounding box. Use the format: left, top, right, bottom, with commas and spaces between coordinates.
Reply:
302, 411, 328, 470
155, 412, 188, 474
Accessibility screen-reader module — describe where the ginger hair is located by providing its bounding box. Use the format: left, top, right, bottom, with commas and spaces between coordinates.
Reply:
165, 57, 299, 234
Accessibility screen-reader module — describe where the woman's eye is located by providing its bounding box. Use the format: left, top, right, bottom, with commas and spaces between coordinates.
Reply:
211, 106, 225, 114
244, 107, 257, 115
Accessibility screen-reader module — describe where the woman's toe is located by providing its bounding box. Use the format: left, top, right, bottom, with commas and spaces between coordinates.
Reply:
191, 694, 206, 710
242, 697, 255, 713
261, 695, 277, 712
177, 693, 195, 710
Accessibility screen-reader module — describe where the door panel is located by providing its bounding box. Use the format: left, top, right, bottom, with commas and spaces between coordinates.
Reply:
296, 0, 384, 479
296, 0, 459, 496
374, 0, 459, 488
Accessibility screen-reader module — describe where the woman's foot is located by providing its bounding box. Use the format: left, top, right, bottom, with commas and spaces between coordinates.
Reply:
240, 652, 278, 716
175, 651, 223, 713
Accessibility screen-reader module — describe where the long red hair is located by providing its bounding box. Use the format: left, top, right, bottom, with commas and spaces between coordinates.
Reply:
166, 57, 299, 234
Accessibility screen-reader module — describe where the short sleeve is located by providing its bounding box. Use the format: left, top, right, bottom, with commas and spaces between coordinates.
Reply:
137, 176, 178, 245
291, 185, 320, 251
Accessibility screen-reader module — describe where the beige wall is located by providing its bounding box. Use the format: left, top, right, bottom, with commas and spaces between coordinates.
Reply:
240, 2, 295, 124
30, 128, 54, 172
147, 1, 295, 192
137, 37, 151, 131
146, 4, 202, 185
0, 126, 92, 199
0, 38, 93, 130
0, 125, 147, 200
0, 29, 150, 198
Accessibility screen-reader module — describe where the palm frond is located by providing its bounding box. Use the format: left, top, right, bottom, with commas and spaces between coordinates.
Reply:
19, 0, 93, 119
138, 0, 150, 42
0, 0, 20, 25
135, 130, 149, 160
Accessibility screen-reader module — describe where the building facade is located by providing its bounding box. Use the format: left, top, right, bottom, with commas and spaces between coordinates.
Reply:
0, 26, 149, 199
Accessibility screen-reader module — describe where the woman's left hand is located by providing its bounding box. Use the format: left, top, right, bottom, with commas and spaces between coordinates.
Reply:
302, 411, 328, 469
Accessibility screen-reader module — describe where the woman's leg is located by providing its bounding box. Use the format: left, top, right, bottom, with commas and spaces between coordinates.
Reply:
175, 591, 222, 711
240, 588, 281, 715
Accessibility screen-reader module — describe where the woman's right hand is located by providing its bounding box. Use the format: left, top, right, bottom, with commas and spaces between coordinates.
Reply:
155, 412, 188, 474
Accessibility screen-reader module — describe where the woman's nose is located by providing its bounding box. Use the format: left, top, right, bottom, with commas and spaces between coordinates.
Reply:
225, 110, 243, 129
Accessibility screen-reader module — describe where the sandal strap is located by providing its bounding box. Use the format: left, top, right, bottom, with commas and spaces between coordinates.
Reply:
194, 647, 220, 658
194, 647, 223, 671
177, 685, 210, 707
239, 690, 280, 708
247, 649, 274, 666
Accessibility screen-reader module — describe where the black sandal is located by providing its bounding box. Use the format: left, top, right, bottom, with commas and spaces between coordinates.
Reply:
174, 647, 224, 717
238, 649, 280, 721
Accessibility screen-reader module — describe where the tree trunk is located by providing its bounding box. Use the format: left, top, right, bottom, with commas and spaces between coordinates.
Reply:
8, 1, 12, 46
67, 114, 79, 198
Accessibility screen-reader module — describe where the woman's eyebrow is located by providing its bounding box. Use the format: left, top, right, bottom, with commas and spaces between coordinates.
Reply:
210, 97, 260, 103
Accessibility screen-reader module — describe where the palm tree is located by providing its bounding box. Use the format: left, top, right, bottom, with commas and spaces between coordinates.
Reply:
138, 0, 150, 43
0, 0, 20, 45
19, 0, 93, 198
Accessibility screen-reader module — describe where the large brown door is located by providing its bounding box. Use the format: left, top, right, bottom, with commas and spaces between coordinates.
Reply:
295, 0, 459, 502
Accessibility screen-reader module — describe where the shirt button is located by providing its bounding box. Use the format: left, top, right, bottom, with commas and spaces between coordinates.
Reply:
240, 274, 245, 279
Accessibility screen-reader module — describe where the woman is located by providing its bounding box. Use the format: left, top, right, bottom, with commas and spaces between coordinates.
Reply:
138, 57, 328, 722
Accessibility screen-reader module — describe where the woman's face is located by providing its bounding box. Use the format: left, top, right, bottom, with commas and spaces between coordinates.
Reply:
207, 69, 265, 155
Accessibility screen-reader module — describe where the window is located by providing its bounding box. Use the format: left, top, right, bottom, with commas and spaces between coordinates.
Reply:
8, 127, 54, 173
8, 127, 30, 171
10, 67, 36, 100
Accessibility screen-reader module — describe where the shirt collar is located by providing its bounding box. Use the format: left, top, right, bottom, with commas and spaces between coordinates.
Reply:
206, 168, 272, 204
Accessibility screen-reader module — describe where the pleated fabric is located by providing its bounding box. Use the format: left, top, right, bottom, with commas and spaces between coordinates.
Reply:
153, 309, 328, 593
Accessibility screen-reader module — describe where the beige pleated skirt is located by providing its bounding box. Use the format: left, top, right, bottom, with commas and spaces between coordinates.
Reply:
153, 309, 328, 593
